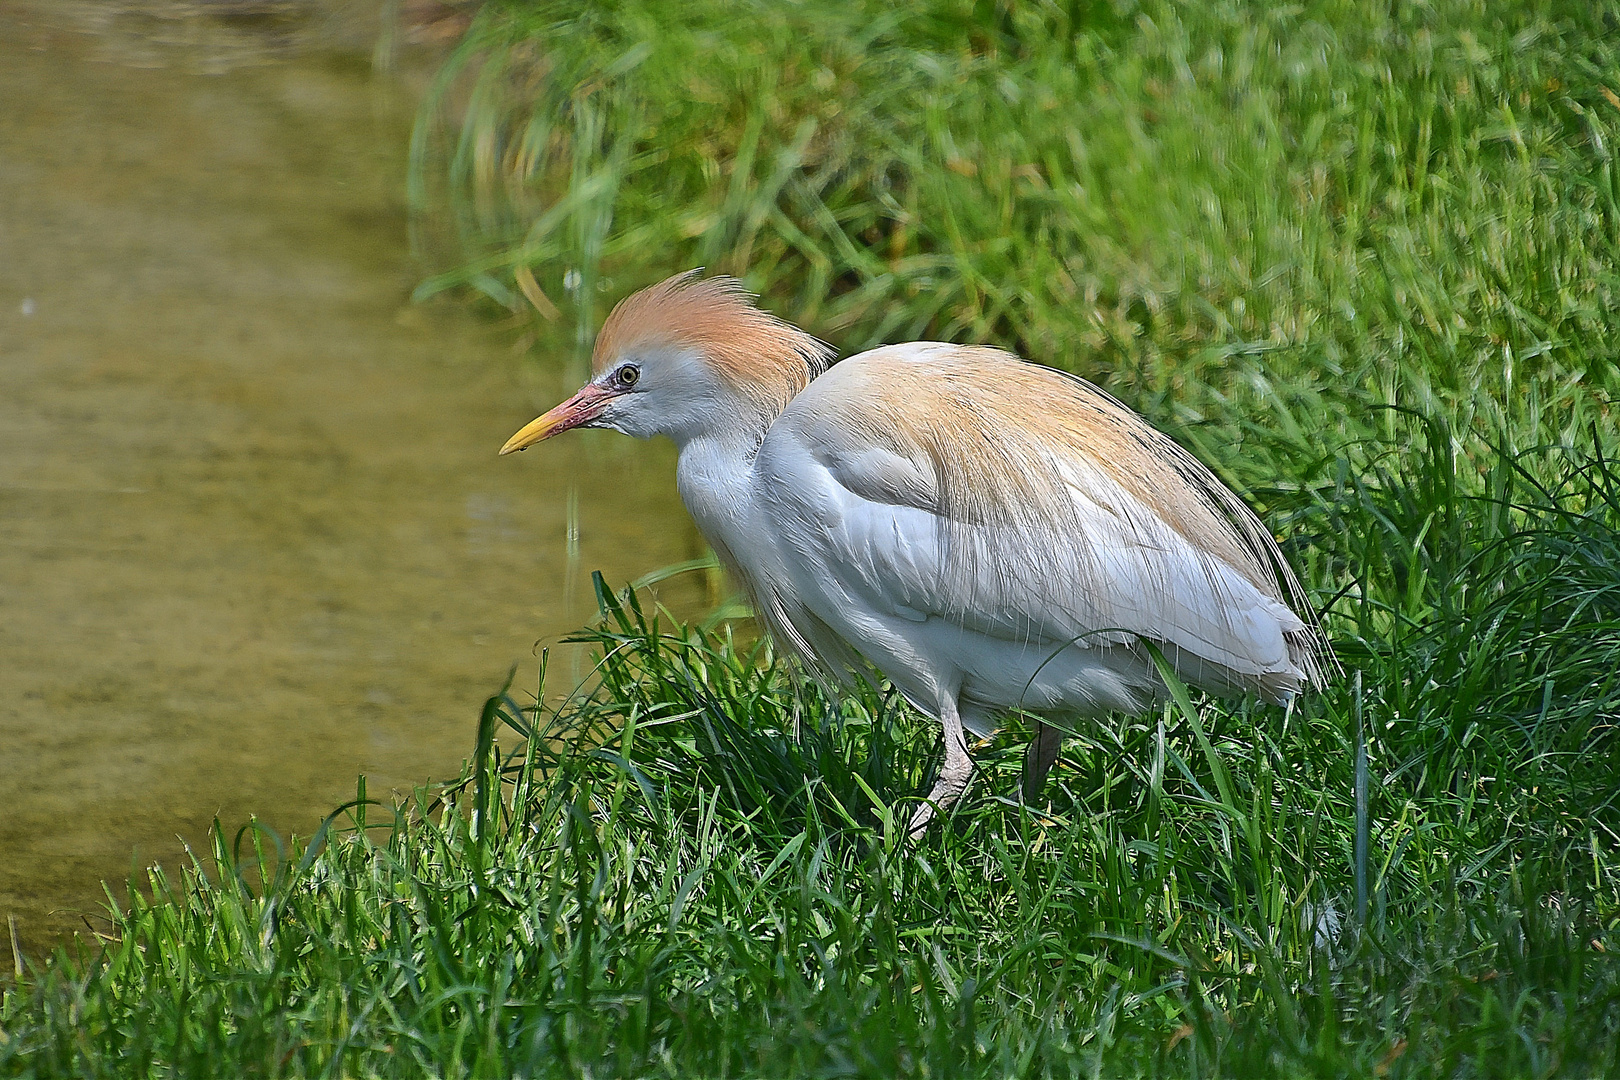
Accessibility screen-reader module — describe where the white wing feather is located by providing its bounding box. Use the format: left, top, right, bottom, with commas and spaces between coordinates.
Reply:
750, 345, 1314, 715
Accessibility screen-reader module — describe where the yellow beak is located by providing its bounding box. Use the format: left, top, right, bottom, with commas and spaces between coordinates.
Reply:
499, 384, 618, 455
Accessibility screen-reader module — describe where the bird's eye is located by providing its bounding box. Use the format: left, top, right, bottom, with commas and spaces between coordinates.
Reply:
615, 364, 640, 389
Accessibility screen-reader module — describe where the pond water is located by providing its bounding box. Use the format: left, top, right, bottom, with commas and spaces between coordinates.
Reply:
0, 2, 702, 951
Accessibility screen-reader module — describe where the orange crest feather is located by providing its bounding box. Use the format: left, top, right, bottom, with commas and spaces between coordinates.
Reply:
593, 272, 834, 416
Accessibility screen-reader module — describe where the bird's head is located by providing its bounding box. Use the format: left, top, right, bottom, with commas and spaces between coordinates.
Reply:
500, 272, 834, 454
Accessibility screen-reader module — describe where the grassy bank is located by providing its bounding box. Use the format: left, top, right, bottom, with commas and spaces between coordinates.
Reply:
5, 0, 1620, 1074
412, 0, 1619, 448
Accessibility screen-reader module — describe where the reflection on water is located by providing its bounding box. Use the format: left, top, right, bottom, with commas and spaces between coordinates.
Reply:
11, 0, 468, 72
0, 3, 702, 950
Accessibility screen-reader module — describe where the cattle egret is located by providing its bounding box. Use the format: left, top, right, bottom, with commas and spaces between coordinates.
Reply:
502, 272, 1325, 834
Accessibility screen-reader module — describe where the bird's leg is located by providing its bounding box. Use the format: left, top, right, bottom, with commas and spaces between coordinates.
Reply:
907, 695, 974, 837
1020, 721, 1063, 804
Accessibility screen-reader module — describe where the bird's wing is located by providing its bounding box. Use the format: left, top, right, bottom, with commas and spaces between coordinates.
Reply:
756, 343, 1320, 698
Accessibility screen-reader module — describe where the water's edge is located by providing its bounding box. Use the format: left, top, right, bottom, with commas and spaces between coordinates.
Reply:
0, 4, 703, 951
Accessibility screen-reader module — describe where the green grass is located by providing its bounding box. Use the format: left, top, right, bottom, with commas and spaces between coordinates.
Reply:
6, 0, 1620, 1074
411, 0, 1619, 446
2, 495, 1617, 1075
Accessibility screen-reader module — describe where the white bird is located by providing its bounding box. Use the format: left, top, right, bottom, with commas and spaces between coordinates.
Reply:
502, 272, 1324, 834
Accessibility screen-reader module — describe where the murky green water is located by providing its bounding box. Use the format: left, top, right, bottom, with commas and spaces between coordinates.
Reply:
0, 3, 702, 950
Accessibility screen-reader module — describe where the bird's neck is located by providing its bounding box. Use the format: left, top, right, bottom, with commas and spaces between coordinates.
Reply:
673, 425, 771, 557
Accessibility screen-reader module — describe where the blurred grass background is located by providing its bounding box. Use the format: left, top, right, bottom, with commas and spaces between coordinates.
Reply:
412, 0, 1617, 450
4, 0, 1620, 1075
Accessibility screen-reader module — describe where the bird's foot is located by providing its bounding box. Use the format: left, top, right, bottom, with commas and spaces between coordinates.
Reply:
906, 695, 975, 841
906, 755, 973, 840
906, 801, 937, 838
